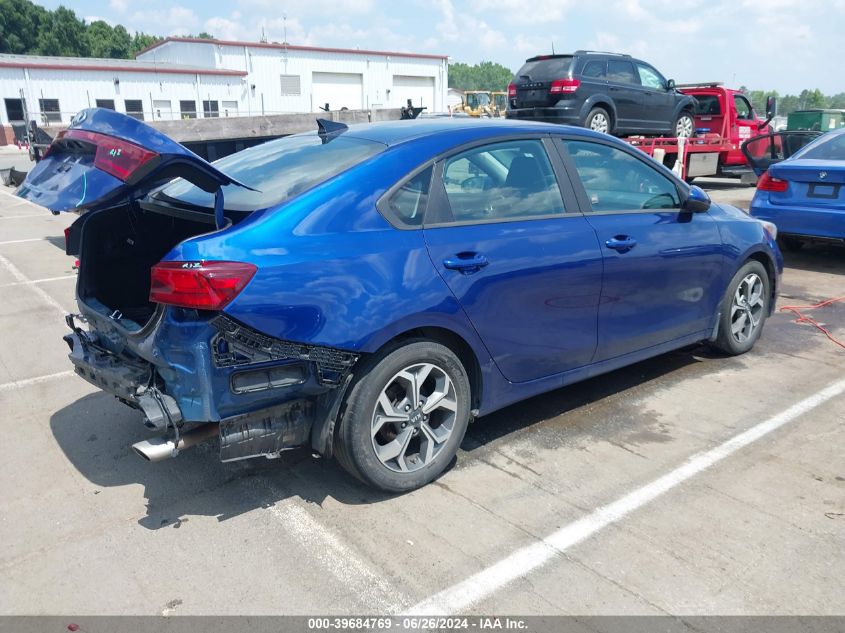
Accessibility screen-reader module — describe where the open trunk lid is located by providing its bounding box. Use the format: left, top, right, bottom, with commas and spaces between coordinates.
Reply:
15, 107, 249, 213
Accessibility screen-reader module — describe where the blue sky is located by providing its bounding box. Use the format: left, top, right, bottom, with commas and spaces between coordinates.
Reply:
39, 0, 845, 94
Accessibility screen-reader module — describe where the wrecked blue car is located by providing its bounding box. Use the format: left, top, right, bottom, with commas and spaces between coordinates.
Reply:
17, 108, 782, 491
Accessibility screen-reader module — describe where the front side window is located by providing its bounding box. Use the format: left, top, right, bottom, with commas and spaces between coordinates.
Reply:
636, 64, 665, 89
563, 140, 681, 212
607, 61, 638, 85
437, 139, 565, 224
159, 133, 385, 212
734, 95, 753, 120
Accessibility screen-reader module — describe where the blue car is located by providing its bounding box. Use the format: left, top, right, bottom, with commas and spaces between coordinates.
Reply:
745, 129, 844, 250
17, 108, 782, 491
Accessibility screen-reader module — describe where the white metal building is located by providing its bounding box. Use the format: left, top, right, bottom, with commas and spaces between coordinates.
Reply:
0, 38, 448, 129
136, 38, 448, 116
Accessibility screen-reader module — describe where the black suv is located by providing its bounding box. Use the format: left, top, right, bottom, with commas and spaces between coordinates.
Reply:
506, 51, 696, 138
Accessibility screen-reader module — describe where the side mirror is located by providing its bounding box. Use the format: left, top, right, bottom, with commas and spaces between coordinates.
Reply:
765, 96, 777, 120
667, 79, 676, 91
683, 185, 711, 213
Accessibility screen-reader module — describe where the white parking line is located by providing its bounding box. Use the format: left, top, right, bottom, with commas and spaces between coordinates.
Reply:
0, 213, 49, 220
405, 377, 845, 615
268, 501, 411, 612
0, 253, 67, 316
0, 370, 75, 393
0, 274, 75, 289
0, 237, 46, 246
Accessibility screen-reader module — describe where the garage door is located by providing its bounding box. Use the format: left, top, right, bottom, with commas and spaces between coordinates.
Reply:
393, 75, 436, 110
312, 72, 363, 112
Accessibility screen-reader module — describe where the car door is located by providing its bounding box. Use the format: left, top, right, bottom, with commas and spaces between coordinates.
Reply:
557, 137, 724, 361
635, 62, 674, 132
606, 60, 643, 131
733, 94, 759, 148
422, 137, 603, 383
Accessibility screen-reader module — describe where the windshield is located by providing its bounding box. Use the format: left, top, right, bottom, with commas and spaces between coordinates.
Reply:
467, 93, 491, 108
792, 130, 845, 161
158, 133, 385, 211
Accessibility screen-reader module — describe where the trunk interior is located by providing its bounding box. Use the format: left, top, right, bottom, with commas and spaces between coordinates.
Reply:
79, 203, 216, 330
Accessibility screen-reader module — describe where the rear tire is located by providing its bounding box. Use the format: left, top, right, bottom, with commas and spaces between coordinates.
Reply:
334, 340, 471, 492
674, 112, 695, 138
710, 260, 770, 356
584, 107, 611, 135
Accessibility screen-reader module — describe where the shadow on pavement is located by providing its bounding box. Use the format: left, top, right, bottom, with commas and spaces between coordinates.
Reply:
49, 344, 722, 530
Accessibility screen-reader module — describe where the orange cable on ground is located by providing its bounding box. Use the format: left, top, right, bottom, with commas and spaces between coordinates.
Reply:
779, 297, 845, 351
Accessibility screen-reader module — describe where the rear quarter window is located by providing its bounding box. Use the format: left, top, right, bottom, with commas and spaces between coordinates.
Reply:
159, 133, 385, 211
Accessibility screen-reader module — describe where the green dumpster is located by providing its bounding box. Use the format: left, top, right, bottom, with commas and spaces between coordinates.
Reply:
787, 109, 845, 132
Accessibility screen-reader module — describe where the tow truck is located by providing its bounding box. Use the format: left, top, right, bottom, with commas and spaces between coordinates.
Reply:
621, 83, 776, 182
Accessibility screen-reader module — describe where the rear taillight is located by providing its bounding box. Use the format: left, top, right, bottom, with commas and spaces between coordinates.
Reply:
757, 172, 789, 192
550, 78, 580, 94
149, 261, 257, 310
507, 83, 517, 97
60, 129, 158, 182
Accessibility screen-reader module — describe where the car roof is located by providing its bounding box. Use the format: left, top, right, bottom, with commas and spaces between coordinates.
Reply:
343, 118, 606, 146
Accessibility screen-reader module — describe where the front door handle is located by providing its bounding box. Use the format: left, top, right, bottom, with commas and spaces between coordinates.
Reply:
605, 236, 637, 252
443, 253, 489, 274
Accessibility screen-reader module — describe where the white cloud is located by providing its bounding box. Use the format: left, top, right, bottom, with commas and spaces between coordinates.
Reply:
109, 0, 129, 13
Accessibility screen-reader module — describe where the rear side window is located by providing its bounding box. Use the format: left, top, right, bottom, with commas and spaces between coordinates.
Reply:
563, 140, 680, 212
515, 57, 572, 81
382, 166, 433, 227
159, 133, 385, 211
581, 61, 607, 79
607, 61, 638, 85
437, 139, 565, 224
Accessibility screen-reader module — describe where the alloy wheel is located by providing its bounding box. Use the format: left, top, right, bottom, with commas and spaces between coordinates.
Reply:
676, 115, 694, 138
370, 362, 458, 473
590, 113, 609, 134
730, 273, 765, 343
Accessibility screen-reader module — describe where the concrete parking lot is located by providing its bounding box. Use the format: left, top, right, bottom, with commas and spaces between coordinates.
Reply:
0, 175, 843, 616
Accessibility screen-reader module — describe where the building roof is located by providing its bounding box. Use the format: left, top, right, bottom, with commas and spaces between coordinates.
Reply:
135, 36, 448, 61
0, 53, 247, 76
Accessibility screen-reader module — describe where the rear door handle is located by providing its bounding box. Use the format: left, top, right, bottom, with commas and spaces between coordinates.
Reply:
605, 236, 637, 252
443, 253, 489, 274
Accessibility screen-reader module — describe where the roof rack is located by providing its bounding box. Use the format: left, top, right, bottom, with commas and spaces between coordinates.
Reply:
574, 50, 631, 58
674, 82, 724, 88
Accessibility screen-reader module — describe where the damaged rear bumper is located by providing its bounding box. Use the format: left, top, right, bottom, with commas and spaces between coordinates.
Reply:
63, 312, 359, 462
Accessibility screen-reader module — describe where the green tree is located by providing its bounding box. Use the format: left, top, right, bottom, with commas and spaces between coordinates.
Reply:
0, 0, 49, 54
195, 32, 214, 39
86, 20, 131, 58
449, 61, 513, 91
35, 6, 86, 56
130, 32, 162, 56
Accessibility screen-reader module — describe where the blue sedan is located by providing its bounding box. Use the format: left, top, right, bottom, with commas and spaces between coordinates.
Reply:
746, 128, 845, 249
17, 108, 782, 491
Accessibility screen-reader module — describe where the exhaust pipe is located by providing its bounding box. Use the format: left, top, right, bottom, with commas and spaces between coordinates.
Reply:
132, 423, 218, 463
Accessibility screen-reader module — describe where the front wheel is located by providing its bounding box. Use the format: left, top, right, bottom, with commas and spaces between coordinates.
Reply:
334, 340, 471, 492
585, 107, 611, 134
674, 112, 694, 138
710, 260, 770, 355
